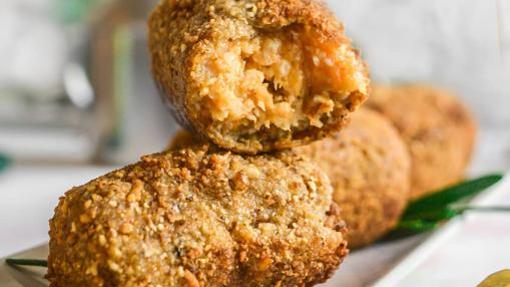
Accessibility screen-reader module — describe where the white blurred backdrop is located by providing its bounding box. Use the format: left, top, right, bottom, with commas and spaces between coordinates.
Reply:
328, 0, 510, 126
0, 0, 508, 169
327, 0, 510, 173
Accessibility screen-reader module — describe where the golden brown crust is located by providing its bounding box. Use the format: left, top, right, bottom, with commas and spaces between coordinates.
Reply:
168, 130, 205, 150
296, 109, 411, 248
367, 84, 477, 200
149, 0, 369, 154
47, 145, 348, 286
168, 110, 411, 249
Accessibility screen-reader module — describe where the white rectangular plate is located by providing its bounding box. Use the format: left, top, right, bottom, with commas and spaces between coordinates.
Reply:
1, 173, 507, 286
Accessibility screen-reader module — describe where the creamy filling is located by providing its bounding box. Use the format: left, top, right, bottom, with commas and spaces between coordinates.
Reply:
192, 27, 368, 140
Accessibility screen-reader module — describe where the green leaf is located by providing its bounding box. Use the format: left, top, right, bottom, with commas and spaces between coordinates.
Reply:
403, 207, 458, 221
385, 174, 505, 241
5, 258, 47, 267
382, 219, 437, 240
397, 219, 438, 232
403, 174, 504, 219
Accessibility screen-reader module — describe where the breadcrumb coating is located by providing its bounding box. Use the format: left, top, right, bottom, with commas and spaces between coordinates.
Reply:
47, 145, 348, 286
168, 110, 411, 249
167, 130, 207, 151
297, 109, 411, 248
367, 84, 477, 200
149, 0, 369, 154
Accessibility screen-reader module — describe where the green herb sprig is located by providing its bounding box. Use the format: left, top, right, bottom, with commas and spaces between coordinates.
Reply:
390, 173, 505, 236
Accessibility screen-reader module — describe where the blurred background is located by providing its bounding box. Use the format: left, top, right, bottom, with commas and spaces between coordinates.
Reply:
0, 0, 509, 171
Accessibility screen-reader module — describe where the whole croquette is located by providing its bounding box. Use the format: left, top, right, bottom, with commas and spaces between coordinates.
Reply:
149, 0, 369, 154
167, 109, 411, 249
296, 109, 411, 248
367, 84, 477, 200
47, 145, 348, 286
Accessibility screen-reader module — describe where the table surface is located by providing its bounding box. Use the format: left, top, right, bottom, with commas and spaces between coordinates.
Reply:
0, 165, 112, 258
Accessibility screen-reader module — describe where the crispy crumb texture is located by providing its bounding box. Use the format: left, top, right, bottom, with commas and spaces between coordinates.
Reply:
368, 84, 477, 199
47, 145, 348, 286
297, 109, 411, 248
168, 112, 411, 249
149, 0, 369, 153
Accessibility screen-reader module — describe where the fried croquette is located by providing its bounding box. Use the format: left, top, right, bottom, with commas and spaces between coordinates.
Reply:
296, 109, 411, 248
149, 0, 370, 154
47, 145, 348, 286
167, 109, 411, 249
367, 84, 477, 200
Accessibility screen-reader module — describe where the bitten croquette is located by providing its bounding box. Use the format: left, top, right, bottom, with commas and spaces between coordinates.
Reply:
149, 0, 369, 154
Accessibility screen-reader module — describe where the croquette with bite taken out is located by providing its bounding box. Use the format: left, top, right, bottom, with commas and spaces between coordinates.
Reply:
149, 0, 370, 154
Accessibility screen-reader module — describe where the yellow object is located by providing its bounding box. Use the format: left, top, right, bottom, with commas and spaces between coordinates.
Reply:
478, 270, 510, 287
